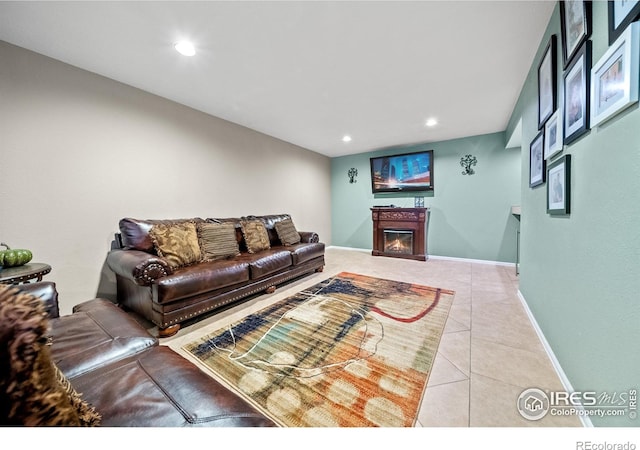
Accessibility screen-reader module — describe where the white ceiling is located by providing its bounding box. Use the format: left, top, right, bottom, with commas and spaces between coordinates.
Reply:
0, 1, 554, 157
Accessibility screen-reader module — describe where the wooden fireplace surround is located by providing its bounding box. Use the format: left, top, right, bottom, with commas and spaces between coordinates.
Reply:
371, 207, 429, 261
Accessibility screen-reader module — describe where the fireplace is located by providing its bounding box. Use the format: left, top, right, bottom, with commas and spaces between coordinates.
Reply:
371, 207, 429, 261
383, 230, 414, 255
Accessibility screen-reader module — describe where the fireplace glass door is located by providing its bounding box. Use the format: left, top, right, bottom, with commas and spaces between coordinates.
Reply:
383, 229, 414, 255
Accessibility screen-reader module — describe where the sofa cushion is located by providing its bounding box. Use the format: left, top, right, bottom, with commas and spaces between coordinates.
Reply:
289, 242, 326, 265
274, 217, 301, 246
240, 219, 271, 253
197, 222, 240, 261
69, 346, 275, 427
154, 260, 250, 304
239, 249, 293, 279
52, 299, 157, 379
150, 222, 201, 268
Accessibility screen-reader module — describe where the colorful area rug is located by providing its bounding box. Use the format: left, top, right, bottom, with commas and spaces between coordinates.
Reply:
182, 272, 454, 427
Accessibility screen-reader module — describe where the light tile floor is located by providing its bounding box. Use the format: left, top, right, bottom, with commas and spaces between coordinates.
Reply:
163, 247, 582, 427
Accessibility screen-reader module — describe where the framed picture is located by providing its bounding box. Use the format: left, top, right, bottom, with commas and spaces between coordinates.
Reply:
560, 1, 592, 68
529, 131, 545, 188
544, 109, 563, 160
563, 41, 591, 145
591, 22, 639, 127
538, 35, 557, 128
547, 155, 571, 215
608, 0, 640, 45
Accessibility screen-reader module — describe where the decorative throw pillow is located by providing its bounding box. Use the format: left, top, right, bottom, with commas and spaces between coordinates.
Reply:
240, 219, 271, 253
149, 222, 201, 268
0, 284, 101, 426
197, 222, 240, 261
274, 218, 301, 246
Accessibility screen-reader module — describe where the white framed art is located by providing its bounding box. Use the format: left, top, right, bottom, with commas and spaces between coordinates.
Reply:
591, 21, 639, 127
544, 109, 563, 160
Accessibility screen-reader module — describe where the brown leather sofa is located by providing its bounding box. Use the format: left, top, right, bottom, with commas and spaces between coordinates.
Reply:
1, 282, 275, 427
106, 214, 325, 337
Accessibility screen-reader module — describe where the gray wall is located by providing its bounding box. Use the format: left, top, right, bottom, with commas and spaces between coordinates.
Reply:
0, 41, 331, 314
331, 132, 521, 263
507, 3, 640, 426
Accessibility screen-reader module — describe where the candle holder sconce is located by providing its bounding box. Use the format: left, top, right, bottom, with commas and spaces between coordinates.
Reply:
348, 168, 358, 183
460, 154, 477, 175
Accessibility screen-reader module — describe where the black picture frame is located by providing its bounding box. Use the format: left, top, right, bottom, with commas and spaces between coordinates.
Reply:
560, 1, 592, 68
547, 154, 571, 215
563, 40, 591, 145
538, 35, 557, 129
529, 131, 545, 188
608, 0, 640, 45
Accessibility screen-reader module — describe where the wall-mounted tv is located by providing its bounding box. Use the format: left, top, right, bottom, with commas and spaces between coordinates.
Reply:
370, 149, 434, 193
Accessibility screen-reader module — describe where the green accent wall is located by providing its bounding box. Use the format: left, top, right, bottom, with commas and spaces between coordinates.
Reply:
508, 2, 640, 426
331, 132, 521, 263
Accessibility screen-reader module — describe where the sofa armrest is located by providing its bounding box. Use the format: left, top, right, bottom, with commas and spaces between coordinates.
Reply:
298, 231, 319, 244
106, 249, 173, 286
15, 281, 60, 319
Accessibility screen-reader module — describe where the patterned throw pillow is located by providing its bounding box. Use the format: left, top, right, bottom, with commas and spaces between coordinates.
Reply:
53, 355, 102, 426
240, 219, 271, 253
274, 218, 301, 246
0, 284, 101, 426
149, 222, 201, 268
197, 222, 240, 261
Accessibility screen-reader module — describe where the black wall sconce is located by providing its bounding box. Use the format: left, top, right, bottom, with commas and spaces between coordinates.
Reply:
348, 168, 358, 183
460, 154, 477, 175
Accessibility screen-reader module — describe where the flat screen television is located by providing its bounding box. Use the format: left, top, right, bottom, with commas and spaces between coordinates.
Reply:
370, 149, 434, 193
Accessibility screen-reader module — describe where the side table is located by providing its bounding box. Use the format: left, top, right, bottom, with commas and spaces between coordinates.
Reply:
0, 263, 52, 284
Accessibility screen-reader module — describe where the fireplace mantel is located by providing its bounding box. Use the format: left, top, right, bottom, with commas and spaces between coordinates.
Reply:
371, 207, 429, 261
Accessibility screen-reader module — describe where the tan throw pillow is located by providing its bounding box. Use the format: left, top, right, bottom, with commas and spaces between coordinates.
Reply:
197, 222, 240, 261
53, 357, 102, 426
149, 222, 201, 268
240, 219, 271, 253
0, 284, 101, 426
274, 218, 301, 246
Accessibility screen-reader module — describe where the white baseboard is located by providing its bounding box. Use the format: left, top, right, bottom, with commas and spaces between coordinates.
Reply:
326, 245, 371, 253
428, 254, 516, 267
517, 290, 593, 427
326, 246, 517, 267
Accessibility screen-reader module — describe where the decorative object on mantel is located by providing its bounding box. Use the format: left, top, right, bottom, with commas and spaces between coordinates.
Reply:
347, 168, 358, 183
460, 154, 477, 175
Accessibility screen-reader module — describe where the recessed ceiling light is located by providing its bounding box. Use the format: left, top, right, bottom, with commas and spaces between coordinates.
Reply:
342, 135, 352, 143
425, 118, 438, 127
174, 41, 196, 56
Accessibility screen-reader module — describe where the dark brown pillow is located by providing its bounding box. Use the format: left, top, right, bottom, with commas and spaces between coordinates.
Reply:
149, 222, 201, 268
197, 222, 240, 261
240, 219, 271, 253
0, 284, 101, 426
274, 218, 301, 246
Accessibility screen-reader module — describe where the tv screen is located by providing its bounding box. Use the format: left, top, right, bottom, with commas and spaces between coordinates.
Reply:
370, 150, 434, 193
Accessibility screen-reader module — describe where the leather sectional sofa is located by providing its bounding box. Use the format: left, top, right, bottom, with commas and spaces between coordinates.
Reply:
106, 214, 325, 337
0, 281, 275, 427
